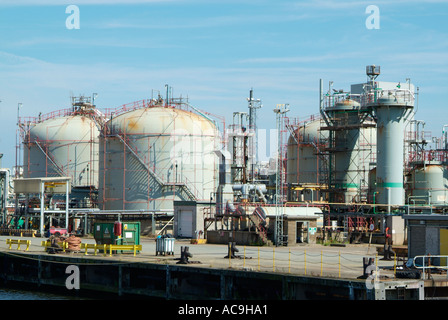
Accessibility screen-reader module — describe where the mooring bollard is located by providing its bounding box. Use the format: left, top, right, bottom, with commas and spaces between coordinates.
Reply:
362, 257, 375, 278
177, 246, 192, 264
224, 242, 239, 259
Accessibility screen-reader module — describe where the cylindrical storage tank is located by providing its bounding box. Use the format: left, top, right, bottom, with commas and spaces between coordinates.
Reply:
373, 96, 413, 206
286, 118, 327, 202
287, 119, 324, 185
23, 114, 100, 189
326, 100, 376, 203
99, 105, 220, 211
408, 164, 448, 206
328, 100, 361, 202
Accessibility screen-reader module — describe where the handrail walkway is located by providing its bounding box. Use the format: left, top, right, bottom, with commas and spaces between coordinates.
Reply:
41, 240, 142, 256
413, 255, 448, 280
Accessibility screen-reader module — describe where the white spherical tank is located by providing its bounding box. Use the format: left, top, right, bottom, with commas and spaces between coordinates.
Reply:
99, 104, 220, 211
23, 114, 100, 188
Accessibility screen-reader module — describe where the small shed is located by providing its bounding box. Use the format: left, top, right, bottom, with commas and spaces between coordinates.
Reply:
264, 206, 323, 245
403, 214, 448, 265
173, 201, 214, 239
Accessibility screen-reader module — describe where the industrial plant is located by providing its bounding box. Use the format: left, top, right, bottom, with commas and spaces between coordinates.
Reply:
2, 65, 447, 257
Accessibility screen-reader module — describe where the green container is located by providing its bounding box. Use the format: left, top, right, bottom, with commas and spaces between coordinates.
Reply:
119, 222, 141, 246
93, 222, 141, 246
94, 222, 116, 245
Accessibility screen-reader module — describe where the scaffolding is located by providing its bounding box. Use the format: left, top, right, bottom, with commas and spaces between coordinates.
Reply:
228, 112, 251, 185
318, 91, 377, 204
247, 89, 262, 183
274, 104, 289, 246
322, 116, 376, 203
286, 106, 376, 205
17, 96, 104, 210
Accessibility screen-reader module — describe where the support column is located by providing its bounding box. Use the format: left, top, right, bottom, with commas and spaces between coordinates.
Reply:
166, 265, 172, 299
220, 274, 233, 299
40, 181, 45, 236
65, 180, 69, 230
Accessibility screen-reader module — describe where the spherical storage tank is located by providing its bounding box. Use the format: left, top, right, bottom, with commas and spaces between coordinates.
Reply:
99, 103, 220, 211
23, 112, 100, 189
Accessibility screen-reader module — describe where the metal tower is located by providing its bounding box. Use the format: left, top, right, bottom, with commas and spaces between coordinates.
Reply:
247, 89, 262, 183
274, 103, 289, 246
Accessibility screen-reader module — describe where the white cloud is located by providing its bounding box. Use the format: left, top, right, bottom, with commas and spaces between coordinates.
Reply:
0, 51, 47, 65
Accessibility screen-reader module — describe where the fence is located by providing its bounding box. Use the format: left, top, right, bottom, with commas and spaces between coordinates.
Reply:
1, 236, 406, 281
413, 255, 448, 280
193, 245, 398, 280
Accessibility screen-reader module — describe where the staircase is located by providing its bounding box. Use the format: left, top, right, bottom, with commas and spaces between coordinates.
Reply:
249, 211, 269, 245
33, 140, 75, 188
115, 134, 164, 185
115, 133, 198, 201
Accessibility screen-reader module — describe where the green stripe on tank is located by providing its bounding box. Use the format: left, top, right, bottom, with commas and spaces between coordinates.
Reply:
376, 182, 403, 188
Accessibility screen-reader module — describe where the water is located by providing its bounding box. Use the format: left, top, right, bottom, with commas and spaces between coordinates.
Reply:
0, 289, 67, 300
0, 285, 89, 300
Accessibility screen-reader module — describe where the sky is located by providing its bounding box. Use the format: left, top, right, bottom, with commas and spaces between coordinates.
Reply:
0, 0, 448, 170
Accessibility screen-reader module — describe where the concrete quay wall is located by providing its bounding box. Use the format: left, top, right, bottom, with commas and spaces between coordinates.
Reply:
0, 251, 423, 300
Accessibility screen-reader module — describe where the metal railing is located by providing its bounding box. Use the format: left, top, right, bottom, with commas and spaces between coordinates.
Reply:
6, 239, 31, 251
413, 255, 448, 279
323, 89, 415, 110
195, 246, 386, 279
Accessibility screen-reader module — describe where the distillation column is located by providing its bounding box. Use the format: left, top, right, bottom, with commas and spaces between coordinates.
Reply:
373, 96, 413, 206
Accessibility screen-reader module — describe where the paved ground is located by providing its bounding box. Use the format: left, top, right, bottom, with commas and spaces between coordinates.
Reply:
0, 234, 403, 281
